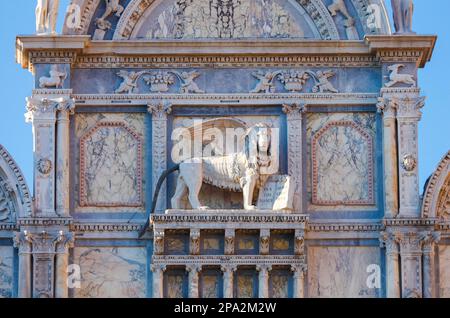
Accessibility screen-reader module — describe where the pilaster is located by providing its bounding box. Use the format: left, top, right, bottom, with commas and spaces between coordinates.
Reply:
221, 265, 237, 299
282, 104, 306, 213
148, 102, 172, 213
291, 264, 307, 298
186, 265, 201, 298
25, 89, 73, 217
151, 264, 166, 298
256, 265, 271, 299
380, 231, 401, 298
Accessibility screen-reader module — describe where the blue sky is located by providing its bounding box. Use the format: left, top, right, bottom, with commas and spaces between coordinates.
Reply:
0, 0, 448, 194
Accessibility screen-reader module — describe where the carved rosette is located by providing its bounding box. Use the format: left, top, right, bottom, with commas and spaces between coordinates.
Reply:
148, 102, 172, 212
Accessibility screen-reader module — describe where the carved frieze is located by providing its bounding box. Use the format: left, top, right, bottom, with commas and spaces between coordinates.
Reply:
252, 70, 338, 94
115, 70, 204, 94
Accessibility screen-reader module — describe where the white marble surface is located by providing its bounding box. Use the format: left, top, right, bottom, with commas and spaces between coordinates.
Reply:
307, 246, 381, 298
75, 113, 146, 212
73, 247, 147, 298
0, 246, 14, 298
439, 245, 450, 298
172, 116, 280, 209
307, 113, 377, 210
145, 0, 304, 39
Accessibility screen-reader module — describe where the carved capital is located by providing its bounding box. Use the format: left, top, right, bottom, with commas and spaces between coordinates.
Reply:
148, 102, 172, 120
221, 265, 237, 274
396, 96, 426, 120
256, 264, 272, 274
377, 97, 397, 119
55, 231, 75, 254
13, 231, 33, 253
379, 231, 401, 254
291, 264, 308, 276
282, 103, 306, 120
150, 264, 167, 273
397, 231, 423, 255
420, 231, 441, 252
26, 96, 74, 122
186, 264, 202, 273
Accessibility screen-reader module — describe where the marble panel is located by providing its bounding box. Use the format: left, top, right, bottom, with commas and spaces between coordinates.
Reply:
439, 245, 450, 298
74, 113, 146, 212
307, 246, 381, 298
236, 272, 257, 298
0, 246, 13, 298
73, 247, 146, 298
306, 112, 377, 210
270, 271, 290, 298
201, 272, 221, 299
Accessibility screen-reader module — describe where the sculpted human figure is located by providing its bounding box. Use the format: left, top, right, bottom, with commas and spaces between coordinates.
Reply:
391, 0, 415, 34
36, 0, 60, 35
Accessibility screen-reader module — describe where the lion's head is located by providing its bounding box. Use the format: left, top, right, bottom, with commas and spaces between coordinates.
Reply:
244, 123, 279, 176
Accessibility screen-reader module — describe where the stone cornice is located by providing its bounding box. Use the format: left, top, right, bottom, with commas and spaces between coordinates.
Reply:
307, 222, 383, 232
152, 255, 305, 267
18, 217, 73, 227
70, 223, 142, 232
365, 35, 437, 68
383, 218, 438, 227
16, 35, 90, 70
17, 36, 436, 72
73, 93, 379, 107
151, 211, 308, 230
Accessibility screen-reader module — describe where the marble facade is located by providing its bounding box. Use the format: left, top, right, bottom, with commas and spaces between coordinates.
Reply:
0, 0, 446, 298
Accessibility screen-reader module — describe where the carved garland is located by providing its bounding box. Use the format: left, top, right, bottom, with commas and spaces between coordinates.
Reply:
311, 120, 374, 206
79, 121, 143, 207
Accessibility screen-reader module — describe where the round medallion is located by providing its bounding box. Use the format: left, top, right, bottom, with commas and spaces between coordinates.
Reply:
402, 154, 417, 172
37, 158, 52, 175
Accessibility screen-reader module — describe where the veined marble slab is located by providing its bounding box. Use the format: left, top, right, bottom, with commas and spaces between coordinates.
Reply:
75, 113, 146, 212
307, 246, 381, 298
307, 112, 377, 210
439, 245, 450, 298
73, 247, 147, 298
0, 246, 14, 298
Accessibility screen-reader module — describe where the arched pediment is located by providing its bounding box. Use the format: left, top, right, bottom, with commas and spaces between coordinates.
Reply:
64, 0, 391, 40
422, 151, 450, 219
0, 145, 32, 221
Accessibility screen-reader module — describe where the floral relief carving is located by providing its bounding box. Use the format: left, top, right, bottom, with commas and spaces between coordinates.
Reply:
115, 70, 205, 94
251, 69, 338, 94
